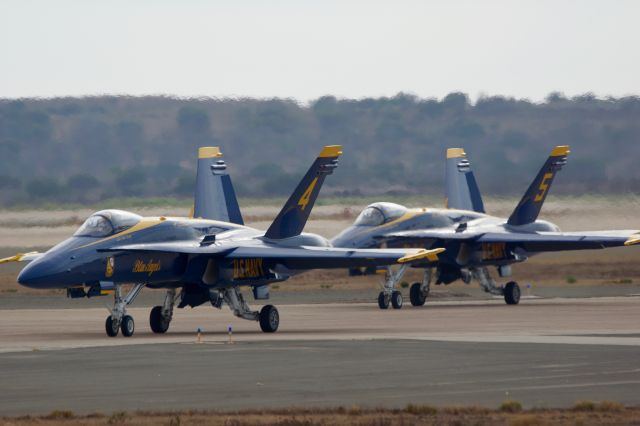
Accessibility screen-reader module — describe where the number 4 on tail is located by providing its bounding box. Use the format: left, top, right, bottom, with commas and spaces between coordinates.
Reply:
297, 177, 318, 211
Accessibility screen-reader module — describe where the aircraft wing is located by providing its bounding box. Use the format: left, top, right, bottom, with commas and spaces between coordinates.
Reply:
0, 251, 43, 264
476, 230, 640, 252
100, 242, 443, 269
377, 229, 640, 252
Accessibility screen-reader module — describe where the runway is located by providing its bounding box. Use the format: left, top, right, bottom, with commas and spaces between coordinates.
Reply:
1, 297, 639, 415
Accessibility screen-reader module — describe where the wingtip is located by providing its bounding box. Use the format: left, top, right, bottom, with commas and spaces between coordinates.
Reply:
319, 145, 343, 158
198, 147, 223, 159
550, 145, 570, 157
447, 148, 466, 159
398, 247, 445, 263
624, 235, 640, 246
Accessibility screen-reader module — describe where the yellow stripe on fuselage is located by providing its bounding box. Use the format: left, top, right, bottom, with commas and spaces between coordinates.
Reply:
75, 218, 167, 249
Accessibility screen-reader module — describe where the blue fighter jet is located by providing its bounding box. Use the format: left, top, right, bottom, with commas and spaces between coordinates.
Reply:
332, 146, 640, 309
1, 146, 442, 336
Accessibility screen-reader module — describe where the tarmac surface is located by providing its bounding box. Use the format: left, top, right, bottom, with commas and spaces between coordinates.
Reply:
1, 296, 640, 415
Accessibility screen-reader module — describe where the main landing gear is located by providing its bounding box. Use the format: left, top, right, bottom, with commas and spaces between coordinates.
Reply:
150, 289, 177, 334
105, 283, 145, 337
221, 286, 279, 333
472, 267, 520, 305
409, 269, 432, 307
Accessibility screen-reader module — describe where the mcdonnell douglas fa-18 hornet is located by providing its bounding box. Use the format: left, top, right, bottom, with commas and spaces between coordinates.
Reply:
332, 145, 640, 309
1, 146, 442, 337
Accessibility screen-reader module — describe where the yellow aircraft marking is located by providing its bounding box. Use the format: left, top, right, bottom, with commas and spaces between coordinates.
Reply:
398, 248, 445, 263
233, 258, 265, 279
446, 148, 466, 159
318, 145, 343, 158
198, 147, 223, 158
75, 218, 166, 250
0, 252, 39, 264
550, 145, 570, 157
105, 257, 114, 278
132, 259, 162, 276
482, 243, 506, 260
534, 172, 554, 202
297, 177, 318, 211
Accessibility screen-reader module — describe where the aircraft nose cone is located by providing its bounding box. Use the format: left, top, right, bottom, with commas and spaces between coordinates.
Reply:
17, 259, 53, 288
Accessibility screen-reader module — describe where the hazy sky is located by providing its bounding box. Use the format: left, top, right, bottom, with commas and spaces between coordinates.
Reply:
1, 0, 638, 102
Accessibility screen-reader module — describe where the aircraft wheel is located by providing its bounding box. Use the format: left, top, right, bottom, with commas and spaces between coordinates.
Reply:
377, 291, 390, 309
348, 267, 363, 276
105, 316, 119, 337
121, 315, 135, 337
504, 281, 521, 305
149, 306, 170, 334
259, 305, 279, 333
409, 283, 427, 306
391, 291, 403, 309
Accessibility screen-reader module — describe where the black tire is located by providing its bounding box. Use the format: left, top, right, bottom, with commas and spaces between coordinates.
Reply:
348, 268, 363, 276
259, 305, 279, 333
409, 283, 427, 307
391, 291, 403, 309
105, 316, 119, 337
377, 291, 390, 309
149, 305, 170, 334
504, 281, 521, 305
121, 315, 135, 337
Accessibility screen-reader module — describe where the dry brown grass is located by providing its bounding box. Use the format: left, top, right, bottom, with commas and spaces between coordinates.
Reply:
2, 405, 640, 426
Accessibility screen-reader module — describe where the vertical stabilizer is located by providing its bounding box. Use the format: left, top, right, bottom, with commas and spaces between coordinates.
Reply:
507, 145, 570, 226
193, 147, 244, 225
445, 148, 485, 213
264, 145, 342, 239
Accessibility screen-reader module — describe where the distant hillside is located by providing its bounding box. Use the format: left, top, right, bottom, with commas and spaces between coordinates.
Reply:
0, 93, 639, 205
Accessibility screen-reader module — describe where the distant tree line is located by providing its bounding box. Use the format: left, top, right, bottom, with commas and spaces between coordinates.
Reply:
0, 92, 639, 205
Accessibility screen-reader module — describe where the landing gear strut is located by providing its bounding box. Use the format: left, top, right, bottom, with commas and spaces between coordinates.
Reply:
378, 264, 409, 310
150, 289, 176, 334
471, 267, 520, 305
409, 269, 432, 307
105, 283, 145, 337
223, 287, 279, 333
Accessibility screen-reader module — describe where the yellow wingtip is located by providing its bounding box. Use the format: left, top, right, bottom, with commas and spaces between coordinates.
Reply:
0, 252, 38, 264
198, 147, 223, 159
550, 145, 570, 157
447, 148, 466, 159
624, 235, 640, 246
0, 254, 20, 264
398, 248, 445, 264
319, 145, 343, 158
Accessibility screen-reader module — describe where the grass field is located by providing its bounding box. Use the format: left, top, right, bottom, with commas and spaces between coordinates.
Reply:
2, 403, 638, 425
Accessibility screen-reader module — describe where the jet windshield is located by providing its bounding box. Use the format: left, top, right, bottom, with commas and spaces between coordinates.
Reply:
354, 203, 408, 226
74, 210, 142, 238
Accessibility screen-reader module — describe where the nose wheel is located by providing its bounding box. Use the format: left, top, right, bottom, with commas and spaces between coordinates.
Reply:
104, 283, 145, 337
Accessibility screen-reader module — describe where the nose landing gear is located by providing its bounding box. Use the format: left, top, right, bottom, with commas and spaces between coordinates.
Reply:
104, 283, 145, 337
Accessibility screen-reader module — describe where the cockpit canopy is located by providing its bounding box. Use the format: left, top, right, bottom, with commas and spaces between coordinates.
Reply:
354, 202, 408, 226
74, 210, 142, 238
